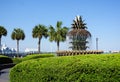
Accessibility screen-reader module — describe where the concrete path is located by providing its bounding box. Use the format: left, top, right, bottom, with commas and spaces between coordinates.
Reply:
0, 68, 10, 82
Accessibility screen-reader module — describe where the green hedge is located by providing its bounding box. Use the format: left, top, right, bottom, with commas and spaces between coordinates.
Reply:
10, 54, 120, 82
12, 54, 54, 64
0, 55, 14, 70
0, 55, 13, 64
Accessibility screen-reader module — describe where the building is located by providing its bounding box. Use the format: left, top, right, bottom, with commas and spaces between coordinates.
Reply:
25, 48, 38, 53
0, 44, 16, 53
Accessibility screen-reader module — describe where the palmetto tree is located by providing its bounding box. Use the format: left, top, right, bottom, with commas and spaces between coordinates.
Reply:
11, 28, 25, 57
0, 26, 7, 52
68, 16, 91, 50
32, 24, 48, 53
48, 21, 68, 51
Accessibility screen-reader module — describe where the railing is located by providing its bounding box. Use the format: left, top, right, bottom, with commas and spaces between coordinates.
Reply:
56, 50, 104, 56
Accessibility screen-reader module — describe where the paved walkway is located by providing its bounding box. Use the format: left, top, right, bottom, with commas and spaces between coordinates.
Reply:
0, 68, 10, 82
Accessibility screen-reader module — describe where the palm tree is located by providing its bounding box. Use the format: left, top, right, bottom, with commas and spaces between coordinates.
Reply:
32, 24, 48, 53
0, 26, 7, 52
48, 21, 68, 51
11, 28, 25, 57
68, 16, 91, 50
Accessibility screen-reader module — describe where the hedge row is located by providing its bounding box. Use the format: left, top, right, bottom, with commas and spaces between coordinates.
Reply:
0, 55, 14, 70
12, 54, 54, 64
0, 55, 13, 64
10, 54, 120, 82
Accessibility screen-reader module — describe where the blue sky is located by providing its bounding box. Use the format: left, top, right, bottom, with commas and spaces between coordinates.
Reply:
0, 0, 120, 52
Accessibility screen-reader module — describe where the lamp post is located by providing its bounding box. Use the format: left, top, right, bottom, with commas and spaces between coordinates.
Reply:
96, 38, 98, 50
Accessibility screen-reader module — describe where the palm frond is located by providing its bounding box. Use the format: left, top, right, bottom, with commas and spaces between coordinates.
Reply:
48, 21, 69, 51
11, 28, 25, 40
0, 26, 7, 38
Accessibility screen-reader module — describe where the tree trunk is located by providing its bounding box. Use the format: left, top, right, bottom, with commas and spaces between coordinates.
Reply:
57, 41, 59, 51
38, 38, 41, 54
17, 40, 19, 57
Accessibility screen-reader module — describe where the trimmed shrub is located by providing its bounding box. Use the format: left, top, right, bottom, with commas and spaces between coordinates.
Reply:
12, 54, 54, 64
10, 54, 120, 82
0, 55, 14, 70
12, 58, 23, 64
22, 54, 54, 60
0, 55, 13, 64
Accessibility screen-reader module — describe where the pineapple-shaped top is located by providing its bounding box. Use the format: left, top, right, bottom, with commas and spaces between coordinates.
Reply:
71, 16, 87, 29
68, 15, 91, 50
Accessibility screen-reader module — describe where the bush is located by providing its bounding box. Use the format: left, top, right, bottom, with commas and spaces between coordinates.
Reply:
0, 55, 13, 64
22, 54, 54, 60
0, 55, 14, 70
12, 54, 54, 64
12, 58, 23, 64
10, 54, 120, 82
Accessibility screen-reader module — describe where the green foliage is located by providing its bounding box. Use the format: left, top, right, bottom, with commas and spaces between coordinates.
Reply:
12, 54, 54, 64
10, 54, 120, 82
0, 55, 13, 64
32, 24, 48, 53
11, 28, 25, 40
0, 55, 7, 57
22, 54, 54, 61
12, 58, 23, 64
48, 21, 68, 51
11, 28, 25, 57
0, 26, 7, 49
32, 25, 48, 38
0, 26, 7, 38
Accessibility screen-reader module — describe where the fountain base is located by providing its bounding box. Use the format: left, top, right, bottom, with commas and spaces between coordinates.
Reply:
56, 50, 104, 56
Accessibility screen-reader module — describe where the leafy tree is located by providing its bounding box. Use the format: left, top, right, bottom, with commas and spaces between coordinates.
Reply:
0, 26, 7, 52
48, 21, 68, 51
32, 24, 48, 53
11, 28, 25, 57
68, 16, 91, 50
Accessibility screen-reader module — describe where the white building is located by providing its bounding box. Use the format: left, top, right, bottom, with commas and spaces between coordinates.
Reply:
0, 44, 16, 53
25, 48, 38, 53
